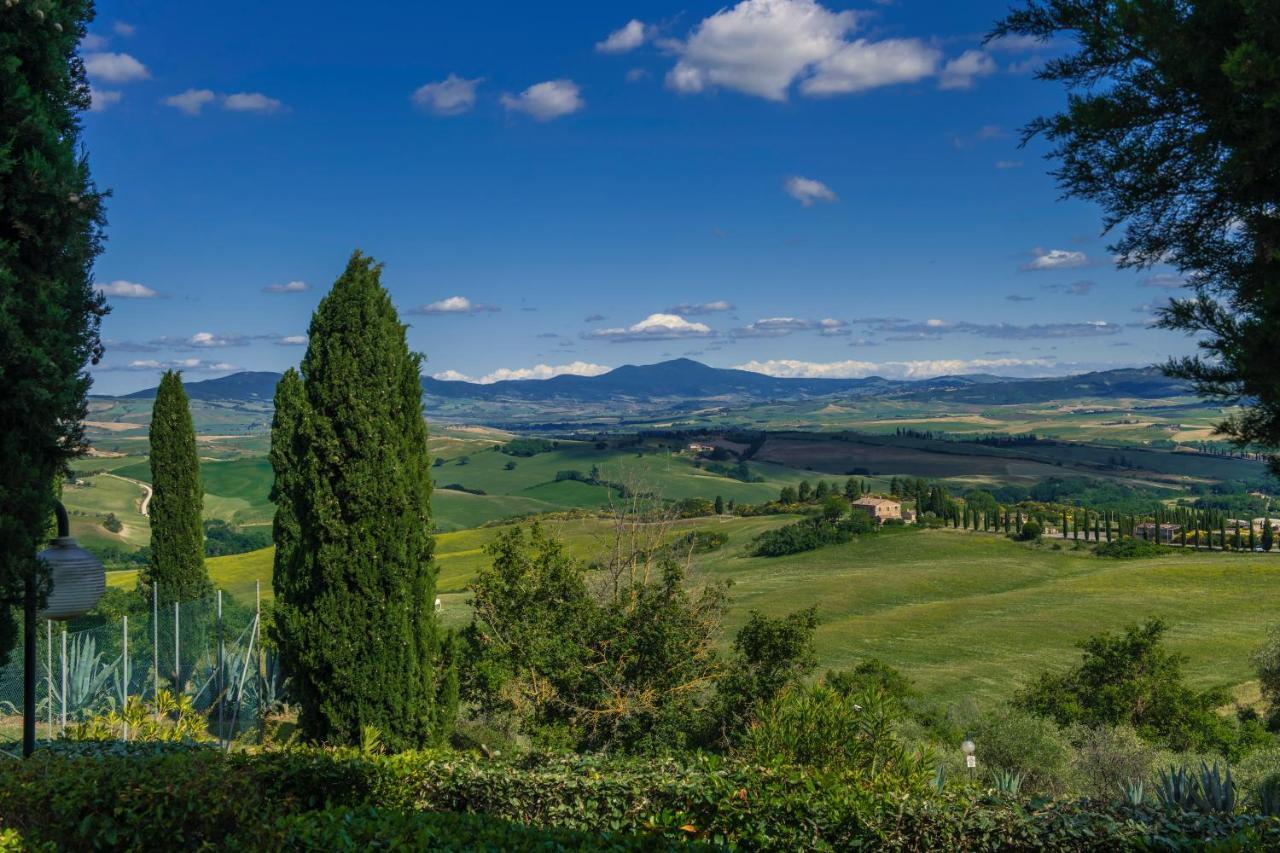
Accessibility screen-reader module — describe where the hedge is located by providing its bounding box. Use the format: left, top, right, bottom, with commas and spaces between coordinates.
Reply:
1, 746, 1278, 850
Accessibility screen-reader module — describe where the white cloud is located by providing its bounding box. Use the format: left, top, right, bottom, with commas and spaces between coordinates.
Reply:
112, 22, 136, 37
1142, 273, 1186, 289
432, 362, 611, 384
410, 295, 500, 315
97, 280, 157, 299
802, 38, 940, 95
597, 20, 649, 54
83, 52, 149, 83
275, 335, 308, 346
784, 176, 837, 206
938, 50, 997, 90
88, 87, 122, 112
667, 0, 858, 101
81, 34, 110, 51
626, 68, 649, 83
734, 356, 1055, 380
263, 280, 308, 294
500, 79, 584, 121
666, 300, 734, 315
665, 0, 980, 100
412, 74, 482, 115
179, 332, 242, 348
222, 92, 283, 113
586, 313, 714, 342
163, 88, 216, 115
104, 358, 239, 373
1021, 248, 1090, 271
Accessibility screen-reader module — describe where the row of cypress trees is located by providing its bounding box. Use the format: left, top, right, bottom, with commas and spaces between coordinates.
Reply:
136, 252, 457, 748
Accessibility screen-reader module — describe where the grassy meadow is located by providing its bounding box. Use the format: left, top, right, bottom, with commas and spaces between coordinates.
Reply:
108, 520, 1280, 710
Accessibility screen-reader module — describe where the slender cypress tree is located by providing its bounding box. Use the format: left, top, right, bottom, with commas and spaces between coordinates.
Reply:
1264, 517, 1274, 553
271, 251, 456, 749
0, 0, 108, 663
141, 371, 209, 604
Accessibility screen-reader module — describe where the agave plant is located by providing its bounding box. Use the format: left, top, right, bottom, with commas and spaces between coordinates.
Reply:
992, 769, 1024, 797
1255, 775, 1280, 817
1190, 762, 1236, 816
50, 634, 121, 720
1120, 778, 1146, 808
1155, 765, 1198, 811
932, 764, 947, 795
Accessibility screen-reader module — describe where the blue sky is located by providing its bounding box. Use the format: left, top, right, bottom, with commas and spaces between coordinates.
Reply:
80, 0, 1194, 395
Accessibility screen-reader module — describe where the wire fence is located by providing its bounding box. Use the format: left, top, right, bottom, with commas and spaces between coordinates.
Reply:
0, 584, 274, 749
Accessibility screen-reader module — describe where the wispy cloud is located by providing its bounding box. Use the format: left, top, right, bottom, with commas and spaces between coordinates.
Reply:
731, 317, 848, 337
412, 74, 482, 115
585, 313, 714, 342
852, 317, 1123, 340
150, 332, 254, 349
97, 280, 158, 299
88, 87, 123, 111
734, 356, 1055, 380
83, 52, 149, 83
784, 176, 837, 206
666, 300, 734, 316
1043, 280, 1096, 296
432, 361, 611, 384
101, 358, 240, 373
1021, 248, 1090, 271
596, 20, 650, 54
1142, 273, 1186, 289
223, 92, 283, 113
163, 89, 216, 115
275, 335, 308, 346
500, 79, 584, 121
409, 296, 500, 315
263, 280, 308, 294
938, 50, 996, 90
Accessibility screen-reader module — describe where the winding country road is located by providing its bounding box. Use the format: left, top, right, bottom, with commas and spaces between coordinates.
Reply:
103, 472, 153, 517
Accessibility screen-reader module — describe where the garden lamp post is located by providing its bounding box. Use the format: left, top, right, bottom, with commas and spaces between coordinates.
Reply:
25, 501, 106, 757
961, 738, 976, 780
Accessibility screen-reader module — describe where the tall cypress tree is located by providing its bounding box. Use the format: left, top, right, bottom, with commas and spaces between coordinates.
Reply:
140, 371, 209, 604
0, 2, 108, 664
271, 251, 456, 749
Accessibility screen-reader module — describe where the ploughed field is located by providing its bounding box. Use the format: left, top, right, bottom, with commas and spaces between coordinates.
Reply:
109, 519, 1280, 710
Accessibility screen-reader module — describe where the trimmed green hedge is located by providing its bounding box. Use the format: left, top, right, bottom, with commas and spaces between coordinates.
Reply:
1, 747, 1278, 850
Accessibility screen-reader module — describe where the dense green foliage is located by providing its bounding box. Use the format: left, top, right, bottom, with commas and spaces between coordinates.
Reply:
140, 371, 209, 604
201, 519, 271, 557
1015, 619, 1261, 756
462, 522, 733, 752
499, 438, 559, 457
994, 1, 1280, 473
749, 510, 874, 557
1095, 538, 1172, 560
2, 747, 1279, 850
0, 0, 107, 663
270, 252, 455, 750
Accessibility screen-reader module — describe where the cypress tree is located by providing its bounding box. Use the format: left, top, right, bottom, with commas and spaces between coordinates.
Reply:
271, 251, 455, 749
1264, 517, 1274, 552
714, 495, 725, 515
141, 371, 209, 604
0, 0, 108, 663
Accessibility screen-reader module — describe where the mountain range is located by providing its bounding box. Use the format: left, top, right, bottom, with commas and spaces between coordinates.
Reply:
116, 358, 1190, 407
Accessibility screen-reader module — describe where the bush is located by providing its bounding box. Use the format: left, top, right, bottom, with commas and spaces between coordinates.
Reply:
102, 513, 123, 533
1094, 538, 1171, 559
1067, 725, 1156, 800
968, 705, 1072, 795
749, 512, 875, 557
500, 438, 558, 457
3, 747, 1280, 850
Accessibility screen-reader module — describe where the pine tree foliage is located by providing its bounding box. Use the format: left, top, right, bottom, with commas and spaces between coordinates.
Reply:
0, 1, 108, 662
141, 371, 209, 603
271, 251, 456, 749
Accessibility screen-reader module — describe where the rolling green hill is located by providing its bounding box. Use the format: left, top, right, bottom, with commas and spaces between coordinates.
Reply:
109, 522, 1280, 709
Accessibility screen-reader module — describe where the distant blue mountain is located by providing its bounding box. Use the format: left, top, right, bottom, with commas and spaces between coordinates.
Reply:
115, 358, 1188, 406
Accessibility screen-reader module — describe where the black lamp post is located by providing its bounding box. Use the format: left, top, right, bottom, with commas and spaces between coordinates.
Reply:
25, 501, 106, 757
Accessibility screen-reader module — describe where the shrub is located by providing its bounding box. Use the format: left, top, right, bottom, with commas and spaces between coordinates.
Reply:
1067, 725, 1156, 800
749, 512, 875, 557
102, 513, 123, 533
968, 705, 1072, 795
1094, 538, 1170, 559
736, 685, 932, 788
500, 438, 558, 457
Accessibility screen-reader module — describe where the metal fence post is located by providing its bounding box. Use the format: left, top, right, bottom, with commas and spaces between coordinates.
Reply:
217, 590, 224, 745
59, 627, 67, 735
152, 584, 159, 722
46, 620, 52, 740
122, 615, 129, 741
173, 601, 180, 694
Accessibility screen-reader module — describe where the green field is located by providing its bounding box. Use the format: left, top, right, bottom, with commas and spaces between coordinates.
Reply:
108, 521, 1280, 710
